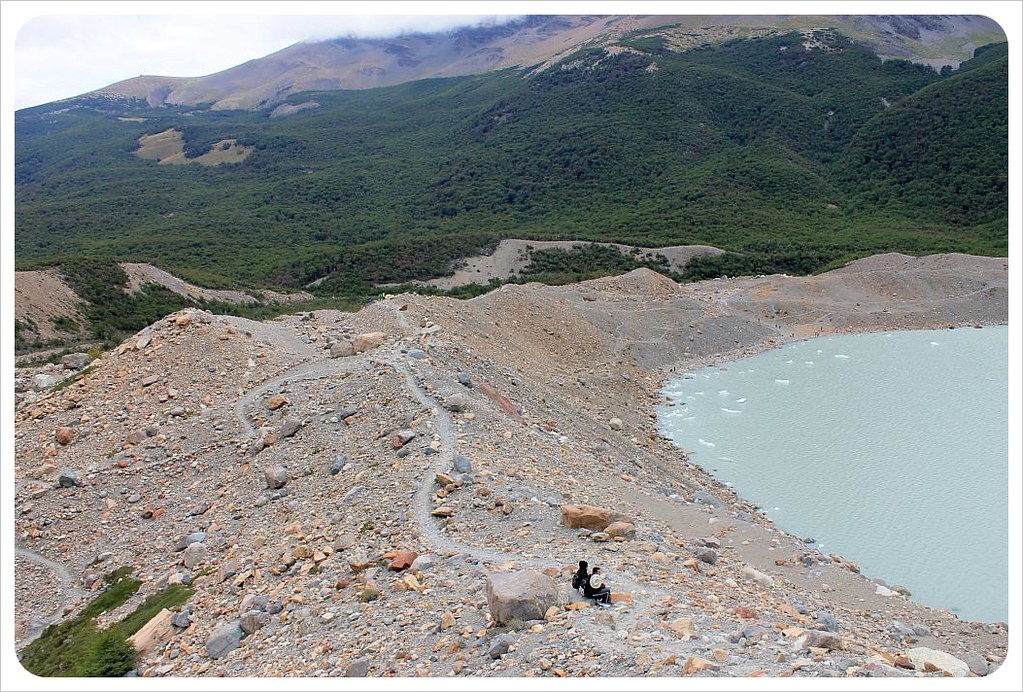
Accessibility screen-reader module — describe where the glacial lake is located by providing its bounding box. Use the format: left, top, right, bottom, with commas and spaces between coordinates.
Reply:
657, 326, 1008, 623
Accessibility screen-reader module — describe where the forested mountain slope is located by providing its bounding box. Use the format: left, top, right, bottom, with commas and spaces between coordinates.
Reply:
15, 30, 1007, 301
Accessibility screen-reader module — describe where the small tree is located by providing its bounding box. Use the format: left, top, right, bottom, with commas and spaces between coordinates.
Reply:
81, 633, 137, 677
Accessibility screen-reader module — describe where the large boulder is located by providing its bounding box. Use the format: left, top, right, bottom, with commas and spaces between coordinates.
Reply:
559, 504, 634, 532
206, 620, 244, 659
908, 647, 971, 677
485, 570, 558, 625
61, 353, 94, 370
128, 608, 176, 656
352, 332, 387, 354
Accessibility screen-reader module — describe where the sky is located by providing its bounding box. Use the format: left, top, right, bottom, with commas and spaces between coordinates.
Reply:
7, 4, 522, 110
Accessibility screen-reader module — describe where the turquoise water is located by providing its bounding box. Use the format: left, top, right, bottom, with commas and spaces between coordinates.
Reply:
658, 326, 1008, 623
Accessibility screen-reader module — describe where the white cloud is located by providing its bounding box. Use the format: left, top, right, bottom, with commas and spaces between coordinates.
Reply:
9, 9, 520, 109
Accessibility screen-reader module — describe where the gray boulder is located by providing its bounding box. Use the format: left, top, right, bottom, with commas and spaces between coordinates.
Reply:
344, 658, 371, 676
61, 353, 94, 370
173, 532, 206, 552
264, 465, 289, 489
488, 633, 516, 659
181, 542, 209, 570
453, 455, 473, 474
206, 621, 244, 659
279, 417, 302, 438
443, 392, 468, 412
171, 604, 193, 628
692, 491, 724, 508
816, 609, 840, 633
329, 341, 355, 358
485, 570, 558, 626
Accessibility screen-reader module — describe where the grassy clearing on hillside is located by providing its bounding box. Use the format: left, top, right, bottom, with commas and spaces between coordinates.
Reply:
19, 567, 193, 677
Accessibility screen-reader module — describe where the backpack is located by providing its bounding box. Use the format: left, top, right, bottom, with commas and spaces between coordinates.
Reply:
571, 572, 585, 590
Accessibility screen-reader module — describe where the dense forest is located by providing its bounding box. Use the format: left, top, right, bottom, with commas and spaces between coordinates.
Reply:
14, 29, 1008, 346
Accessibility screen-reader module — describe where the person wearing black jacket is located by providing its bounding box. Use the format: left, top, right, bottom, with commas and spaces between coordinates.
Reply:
572, 560, 589, 592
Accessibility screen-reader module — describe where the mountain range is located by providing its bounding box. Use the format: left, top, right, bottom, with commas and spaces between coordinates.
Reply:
91, 15, 1005, 110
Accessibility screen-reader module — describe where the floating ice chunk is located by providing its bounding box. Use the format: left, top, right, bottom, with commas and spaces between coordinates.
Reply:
834, 354, 851, 359
735, 397, 747, 403
930, 341, 940, 346
698, 438, 716, 447
804, 361, 814, 366
683, 416, 696, 421
719, 456, 734, 462
774, 379, 790, 384
721, 408, 742, 414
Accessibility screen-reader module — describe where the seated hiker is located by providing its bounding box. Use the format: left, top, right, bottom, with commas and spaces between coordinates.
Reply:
571, 560, 590, 593
584, 566, 611, 605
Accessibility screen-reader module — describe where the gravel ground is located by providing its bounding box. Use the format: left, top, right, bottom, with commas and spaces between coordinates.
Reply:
9, 252, 1011, 685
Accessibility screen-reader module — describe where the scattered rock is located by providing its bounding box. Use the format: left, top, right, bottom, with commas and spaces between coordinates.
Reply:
442, 392, 468, 412
488, 633, 515, 659
264, 465, 289, 489
61, 353, 93, 370
205, 621, 244, 659
352, 332, 387, 353
279, 417, 302, 438
559, 503, 633, 531
267, 394, 289, 410
56, 469, 80, 487
54, 427, 75, 446
907, 647, 970, 677
389, 550, 418, 571
181, 542, 209, 569
344, 658, 371, 676
485, 570, 558, 625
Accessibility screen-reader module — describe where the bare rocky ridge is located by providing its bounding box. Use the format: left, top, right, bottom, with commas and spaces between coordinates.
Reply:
383, 239, 724, 291
11, 253, 1009, 680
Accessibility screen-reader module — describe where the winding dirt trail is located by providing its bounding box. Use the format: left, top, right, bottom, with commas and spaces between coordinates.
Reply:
15, 547, 83, 647
228, 317, 673, 620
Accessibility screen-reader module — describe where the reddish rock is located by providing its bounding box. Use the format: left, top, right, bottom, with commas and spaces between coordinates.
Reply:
478, 382, 522, 420
605, 521, 636, 539
735, 606, 759, 619
683, 656, 720, 675
609, 592, 632, 604
267, 395, 289, 410
559, 504, 634, 531
55, 426, 75, 445
389, 550, 418, 571
352, 332, 387, 354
